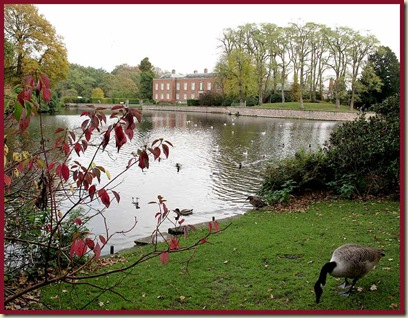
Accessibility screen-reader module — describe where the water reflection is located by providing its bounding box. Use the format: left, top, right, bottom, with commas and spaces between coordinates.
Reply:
24, 109, 342, 254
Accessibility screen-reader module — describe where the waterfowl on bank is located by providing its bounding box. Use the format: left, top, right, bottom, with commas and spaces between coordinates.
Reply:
314, 243, 385, 304
173, 208, 193, 220
246, 196, 266, 210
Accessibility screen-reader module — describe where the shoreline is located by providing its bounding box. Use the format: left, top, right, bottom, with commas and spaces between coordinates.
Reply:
66, 103, 372, 122
116, 213, 245, 255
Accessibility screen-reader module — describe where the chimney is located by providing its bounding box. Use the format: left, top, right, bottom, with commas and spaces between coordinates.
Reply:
204, 68, 208, 74
172, 69, 176, 74
194, 70, 198, 74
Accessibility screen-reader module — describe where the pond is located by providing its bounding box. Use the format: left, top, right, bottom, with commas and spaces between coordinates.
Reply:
24, 108, 343, 255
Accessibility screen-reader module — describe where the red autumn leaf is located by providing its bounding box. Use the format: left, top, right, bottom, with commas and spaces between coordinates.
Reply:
102, 128, 111, 151
164, 140, 174, 147
160, 251, 169, 265
47, 162, 55, 172
88, 185, 96, 200
114, 125, 127, 152
99, 235, 106, 245
162, 143, 170, 159
98, 188, 110, 208
74, 142, 82, 156
162, 203, 169, 217
56, 163, 70, 181
149, 147, 161, 160
178, 219, 185, 225
112, 190, 120, 203
200, 238, 207, 244
151, 138, 162, 147
127, 157, 136, 169
97, 111, 107, 124
138, 151, 149, 170
85, 237, 95, 250
69, 131, 76, 142
188, 224, 197, 231
111, 104, 125, 111
208, 222, 213, 233
82, 140, 88, 152
70, 239, 88, 258
17, 89, 32, 107
4, 174, 11, 186
41, 87, 51, 103
213, 221, 220, 233
130, 108, 142, 123
80, 111, 91, 117
62, 142, 70, 155
93, 242, 101, 259
170, 237, 180, 250
84, 128, 92, 142
74, 217, 82, 225
55, 127, 65, 134
39, 73, 51, 88
125, 128, 134, 140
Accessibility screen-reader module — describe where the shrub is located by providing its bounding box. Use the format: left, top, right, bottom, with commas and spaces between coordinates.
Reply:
260, 148, 331, 200
324, 93, 400, 198
199, 91, 223, 106
246, 96, 259, 106
187, 99, 200, 106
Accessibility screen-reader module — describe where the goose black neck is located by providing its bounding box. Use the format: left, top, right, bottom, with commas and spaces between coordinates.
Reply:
318, 261, 337, 285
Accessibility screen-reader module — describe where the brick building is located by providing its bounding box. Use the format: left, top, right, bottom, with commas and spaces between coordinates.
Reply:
153, 68, 220, 104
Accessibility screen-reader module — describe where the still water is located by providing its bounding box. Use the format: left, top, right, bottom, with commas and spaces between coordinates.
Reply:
28, 108, 342, 254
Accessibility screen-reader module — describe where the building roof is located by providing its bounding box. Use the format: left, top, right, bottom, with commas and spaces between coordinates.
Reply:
159, 73, 185, 79
158, 69, 214, 80
185, 72, 215, 79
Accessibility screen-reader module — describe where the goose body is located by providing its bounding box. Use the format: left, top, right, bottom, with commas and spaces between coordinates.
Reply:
246, 196, 266, 210
314, 243, 384, 303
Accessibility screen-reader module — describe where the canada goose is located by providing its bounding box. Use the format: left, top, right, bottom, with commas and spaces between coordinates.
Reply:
246, 196, 266, 210
314, 243, 385, 304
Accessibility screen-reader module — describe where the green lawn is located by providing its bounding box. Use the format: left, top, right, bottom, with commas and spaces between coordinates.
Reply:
41, 199, 401, 313
256, 102, 356, 112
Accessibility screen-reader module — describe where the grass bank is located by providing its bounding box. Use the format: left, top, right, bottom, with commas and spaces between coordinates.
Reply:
258, 102, 356, 112
41, 199, 401, 312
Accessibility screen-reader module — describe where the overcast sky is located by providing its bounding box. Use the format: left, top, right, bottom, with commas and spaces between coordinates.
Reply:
36, 4, 401, 75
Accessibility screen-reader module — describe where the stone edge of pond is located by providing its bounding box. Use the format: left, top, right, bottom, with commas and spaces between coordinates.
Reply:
140, 105, 373, 122
114, 213, 245, 255
66, 103, 374, 122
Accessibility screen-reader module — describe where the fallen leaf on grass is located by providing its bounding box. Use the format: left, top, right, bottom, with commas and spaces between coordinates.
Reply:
370, 284, 378, 291
179, 296, 186, 302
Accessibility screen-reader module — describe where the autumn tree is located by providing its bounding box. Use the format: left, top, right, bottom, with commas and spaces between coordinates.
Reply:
4, 4, 69, 87
323, 26, 353, 108
274, 27, 292, 104
91, 87, 105, 100
243, 23, 272, 106
4, 73, 224, 310
218, 27, 256, 105
347, 31, 379, 110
